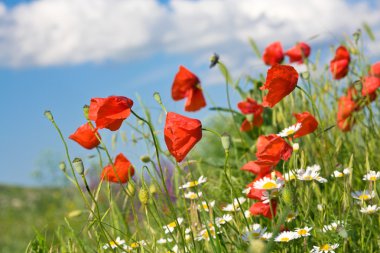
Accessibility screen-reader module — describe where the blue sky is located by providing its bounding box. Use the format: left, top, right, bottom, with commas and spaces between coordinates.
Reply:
0, 0, 379, 185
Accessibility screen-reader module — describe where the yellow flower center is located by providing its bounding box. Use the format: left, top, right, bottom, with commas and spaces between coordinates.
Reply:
252, 232, 260, 237
303, 175, 313, 180
130, 242, 139, 248
188, 181, 197, 187
168, 221, 177, 228
263, 181, 277, 190
286, 129, 295, 135
321, 244, 331, 250
359, 195, 370, 200
298, 229, 307, 235
110, 241, 117, 247
369, 176, 377, 181
280, 237, 290, 242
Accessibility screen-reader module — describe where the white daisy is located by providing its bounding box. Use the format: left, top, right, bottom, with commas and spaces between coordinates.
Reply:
253, 177, 284, 191
242, 187, 251, 195
310, 243, 339, 253
222, 197, 246, 212
179, 176, 207, 189
261, 232, 273, 241
351, 190, 376, 201
196, 228, 221, 241
123, 240, 146, 251
246, 224, 267, 238
284, 170, 297, 181
103, 237, 125, 250
198, 200, 215, 212
360, 205, 380, 214
184, 191, 202, 200
277, 123, 302, 137
157, 238, 173, 244
163, 218, 184, 234
215, 214, 233, 226
295, 226, 312, 237
274, 231, 299, 242
297, 165, 327, 183
363, 171, 380, 181
332, 168, 350, 178
322, 221, 344, 233
244, 210, 252, 218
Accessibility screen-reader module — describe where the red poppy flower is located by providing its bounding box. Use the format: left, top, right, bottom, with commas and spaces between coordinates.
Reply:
241, 160, 272, 175
293, 112, 318, 138
164, 112, 202, 162
337, 94, 357, 132
89, 96, 134, 131
285, 42, 311, 63
362, 76, 380, 96
330, 46, 350, 80
101, 153, 135, 183
246, 170, 284, 200
370, 62, 380, 77
237, 98, 264, 131
262, 41, 284, 66
261, 65, 299, 108
256, 134, 293, 163
249, 201, 277, 219
172, 66, 206, 112
69, 123, 100, 149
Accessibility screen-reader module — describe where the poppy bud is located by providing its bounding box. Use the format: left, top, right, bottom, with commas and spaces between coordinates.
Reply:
140, 155, 151, 163
281, 187, 295, 207
127, 182, 136, 196
44, 110, 54, 122
72, 157, 84, 175
221, 133, 231, 152
301, 71, 310, 80
149, 184, 158, 194
59, 161, 66, 172
248, 239, 266, 253
209, 53, 219, 68
153, 92, 163, 105
138, 187, 149, 205
83, 105, 90, 120
293, 143, 299, 151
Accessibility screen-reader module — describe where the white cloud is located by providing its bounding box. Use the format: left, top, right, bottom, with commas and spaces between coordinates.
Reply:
0, 0, 379, 68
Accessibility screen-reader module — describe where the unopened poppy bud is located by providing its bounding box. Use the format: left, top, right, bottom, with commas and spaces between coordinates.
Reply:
221, 133, 231, 151
153, 92, 163, 105
72, 157, 84, 175
44, 110, 54, 122
138, 187, 149, 205
353, 29, 361, 44
59, 161, 66, 172
281, 187, 294, 207
140, 155, 151, 163
127, 182, 136, 196
149, 184, 157, 194
301, 71, 310, 80
248, 239, 265, 253
293, 143, 299, 151
209, 53, 219, 68
83, 105, 90, 120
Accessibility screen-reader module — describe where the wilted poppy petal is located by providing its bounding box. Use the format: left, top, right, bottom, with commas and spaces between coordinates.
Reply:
69, 123, 100, 149
101, 153, 135, 183
262, 41, 284, 66
164, 112, 202, 162
261, 65, 299, 108
293, 111, 318, 138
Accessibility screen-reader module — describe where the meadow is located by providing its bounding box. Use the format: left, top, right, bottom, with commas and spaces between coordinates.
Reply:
14, 27, 380, 253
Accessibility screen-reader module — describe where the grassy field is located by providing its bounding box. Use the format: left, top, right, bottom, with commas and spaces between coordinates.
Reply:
0, 185, 80, 253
